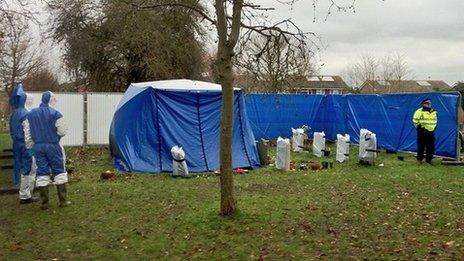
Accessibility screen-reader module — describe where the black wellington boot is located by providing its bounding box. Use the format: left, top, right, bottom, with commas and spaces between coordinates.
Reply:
38, 186, 49, 210
57, 184, 72, 208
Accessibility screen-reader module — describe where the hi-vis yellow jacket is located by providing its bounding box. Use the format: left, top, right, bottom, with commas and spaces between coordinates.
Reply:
413, 108, 437, 132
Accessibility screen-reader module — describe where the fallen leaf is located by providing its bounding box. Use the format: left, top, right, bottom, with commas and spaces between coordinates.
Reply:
442, 241, 455, 248
9, 243, 22, 252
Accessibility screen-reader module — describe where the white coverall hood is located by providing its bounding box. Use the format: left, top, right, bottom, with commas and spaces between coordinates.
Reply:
25, 93, 34, 110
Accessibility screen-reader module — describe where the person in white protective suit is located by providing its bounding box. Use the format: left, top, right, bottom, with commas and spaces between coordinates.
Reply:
23, 91, 71, 210
19, 93, 38, 203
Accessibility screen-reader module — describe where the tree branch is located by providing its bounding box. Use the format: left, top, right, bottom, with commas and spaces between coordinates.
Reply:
133, 2, 216, 25
215, 0, 227, 47
229, 0, 244, 47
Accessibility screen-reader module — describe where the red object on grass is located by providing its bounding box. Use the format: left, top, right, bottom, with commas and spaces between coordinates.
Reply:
234, 168, 247, 175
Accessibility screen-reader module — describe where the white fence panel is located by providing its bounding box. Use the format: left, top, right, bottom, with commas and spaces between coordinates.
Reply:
29, 92, 84, 146
86, 93, 123, 145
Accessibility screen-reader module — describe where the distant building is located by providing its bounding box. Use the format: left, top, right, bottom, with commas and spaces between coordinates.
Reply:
291, 75, 350, 94
359, 80, 451, 94
233, 74, 350, 94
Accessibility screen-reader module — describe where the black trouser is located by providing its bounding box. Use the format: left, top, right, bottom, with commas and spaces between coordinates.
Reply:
417, 128, 435, 162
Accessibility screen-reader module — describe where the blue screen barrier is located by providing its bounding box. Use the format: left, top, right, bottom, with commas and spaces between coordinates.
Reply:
245, 92, 460, 159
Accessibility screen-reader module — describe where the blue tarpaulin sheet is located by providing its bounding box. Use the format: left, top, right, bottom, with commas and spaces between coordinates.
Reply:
245, 92, 460, 158
245, 94, 326, 139
110, 84, 260, 173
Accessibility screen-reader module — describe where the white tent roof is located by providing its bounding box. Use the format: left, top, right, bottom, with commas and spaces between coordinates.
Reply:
130, 79, 238, 91
117, 79, 238, 110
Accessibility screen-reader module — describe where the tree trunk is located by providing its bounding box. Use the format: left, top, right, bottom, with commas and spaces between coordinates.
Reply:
218, 51, 236, 215
214, 0, 242, 216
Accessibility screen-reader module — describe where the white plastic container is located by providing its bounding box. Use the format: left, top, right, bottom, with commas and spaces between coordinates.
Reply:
336, 134, 350, 162
171, 146, 189, 177
291, 128, 306, 152
359, 129, 377, 164
276, 137, 291, 171
313, 132, 326, 158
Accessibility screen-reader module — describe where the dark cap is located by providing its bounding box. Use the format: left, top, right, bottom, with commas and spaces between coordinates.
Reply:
421, 98, 431, 104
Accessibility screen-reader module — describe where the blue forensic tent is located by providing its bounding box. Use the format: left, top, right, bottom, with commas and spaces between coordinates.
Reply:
110, 79, 260, 173
245, 92, 461, 159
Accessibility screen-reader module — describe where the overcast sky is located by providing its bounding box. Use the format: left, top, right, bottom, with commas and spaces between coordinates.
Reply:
256, 0, 464, 85
35, 0, 463, 85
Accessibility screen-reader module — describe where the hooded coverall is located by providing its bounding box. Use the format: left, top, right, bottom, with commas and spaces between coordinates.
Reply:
23, 91, 70, 209
9, 85, 36, 200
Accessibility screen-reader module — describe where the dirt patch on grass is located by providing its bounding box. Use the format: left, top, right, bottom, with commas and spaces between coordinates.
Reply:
0, 218, 12, 227
240, 183, 281, 193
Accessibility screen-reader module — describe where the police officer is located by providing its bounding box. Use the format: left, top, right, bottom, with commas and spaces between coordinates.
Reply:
413, 98, 437, 164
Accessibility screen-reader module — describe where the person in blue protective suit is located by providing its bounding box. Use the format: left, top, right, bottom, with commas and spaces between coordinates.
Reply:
9, 84, 38, 203
23, 91, 71, 210
9, 84, 26, 187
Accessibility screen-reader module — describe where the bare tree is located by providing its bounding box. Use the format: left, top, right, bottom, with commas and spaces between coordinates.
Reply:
1, 0, 38, 62
343, 53, 378, 89
343, 52, 412, 91
22, 66, 60, 92
235, 35, 316, 92
379, 52, 412, 86
0, 14, 45, 95
0, 0, 37, 20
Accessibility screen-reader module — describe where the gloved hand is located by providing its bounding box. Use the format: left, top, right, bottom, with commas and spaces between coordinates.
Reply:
26, 149, 34, 157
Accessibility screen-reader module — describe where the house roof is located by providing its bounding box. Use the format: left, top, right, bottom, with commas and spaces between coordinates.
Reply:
292, 75, 349, 90
360, 80, 451, 93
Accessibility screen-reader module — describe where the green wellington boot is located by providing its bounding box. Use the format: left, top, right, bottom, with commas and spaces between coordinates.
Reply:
57, 184, 72, 208
38, 186, 49, 210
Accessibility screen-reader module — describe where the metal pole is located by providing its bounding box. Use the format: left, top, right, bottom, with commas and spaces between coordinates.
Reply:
83, 93, 88, 146
456, 92, 462, 161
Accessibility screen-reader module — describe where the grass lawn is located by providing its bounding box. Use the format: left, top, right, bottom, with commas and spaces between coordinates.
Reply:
1, 132, 463, 259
